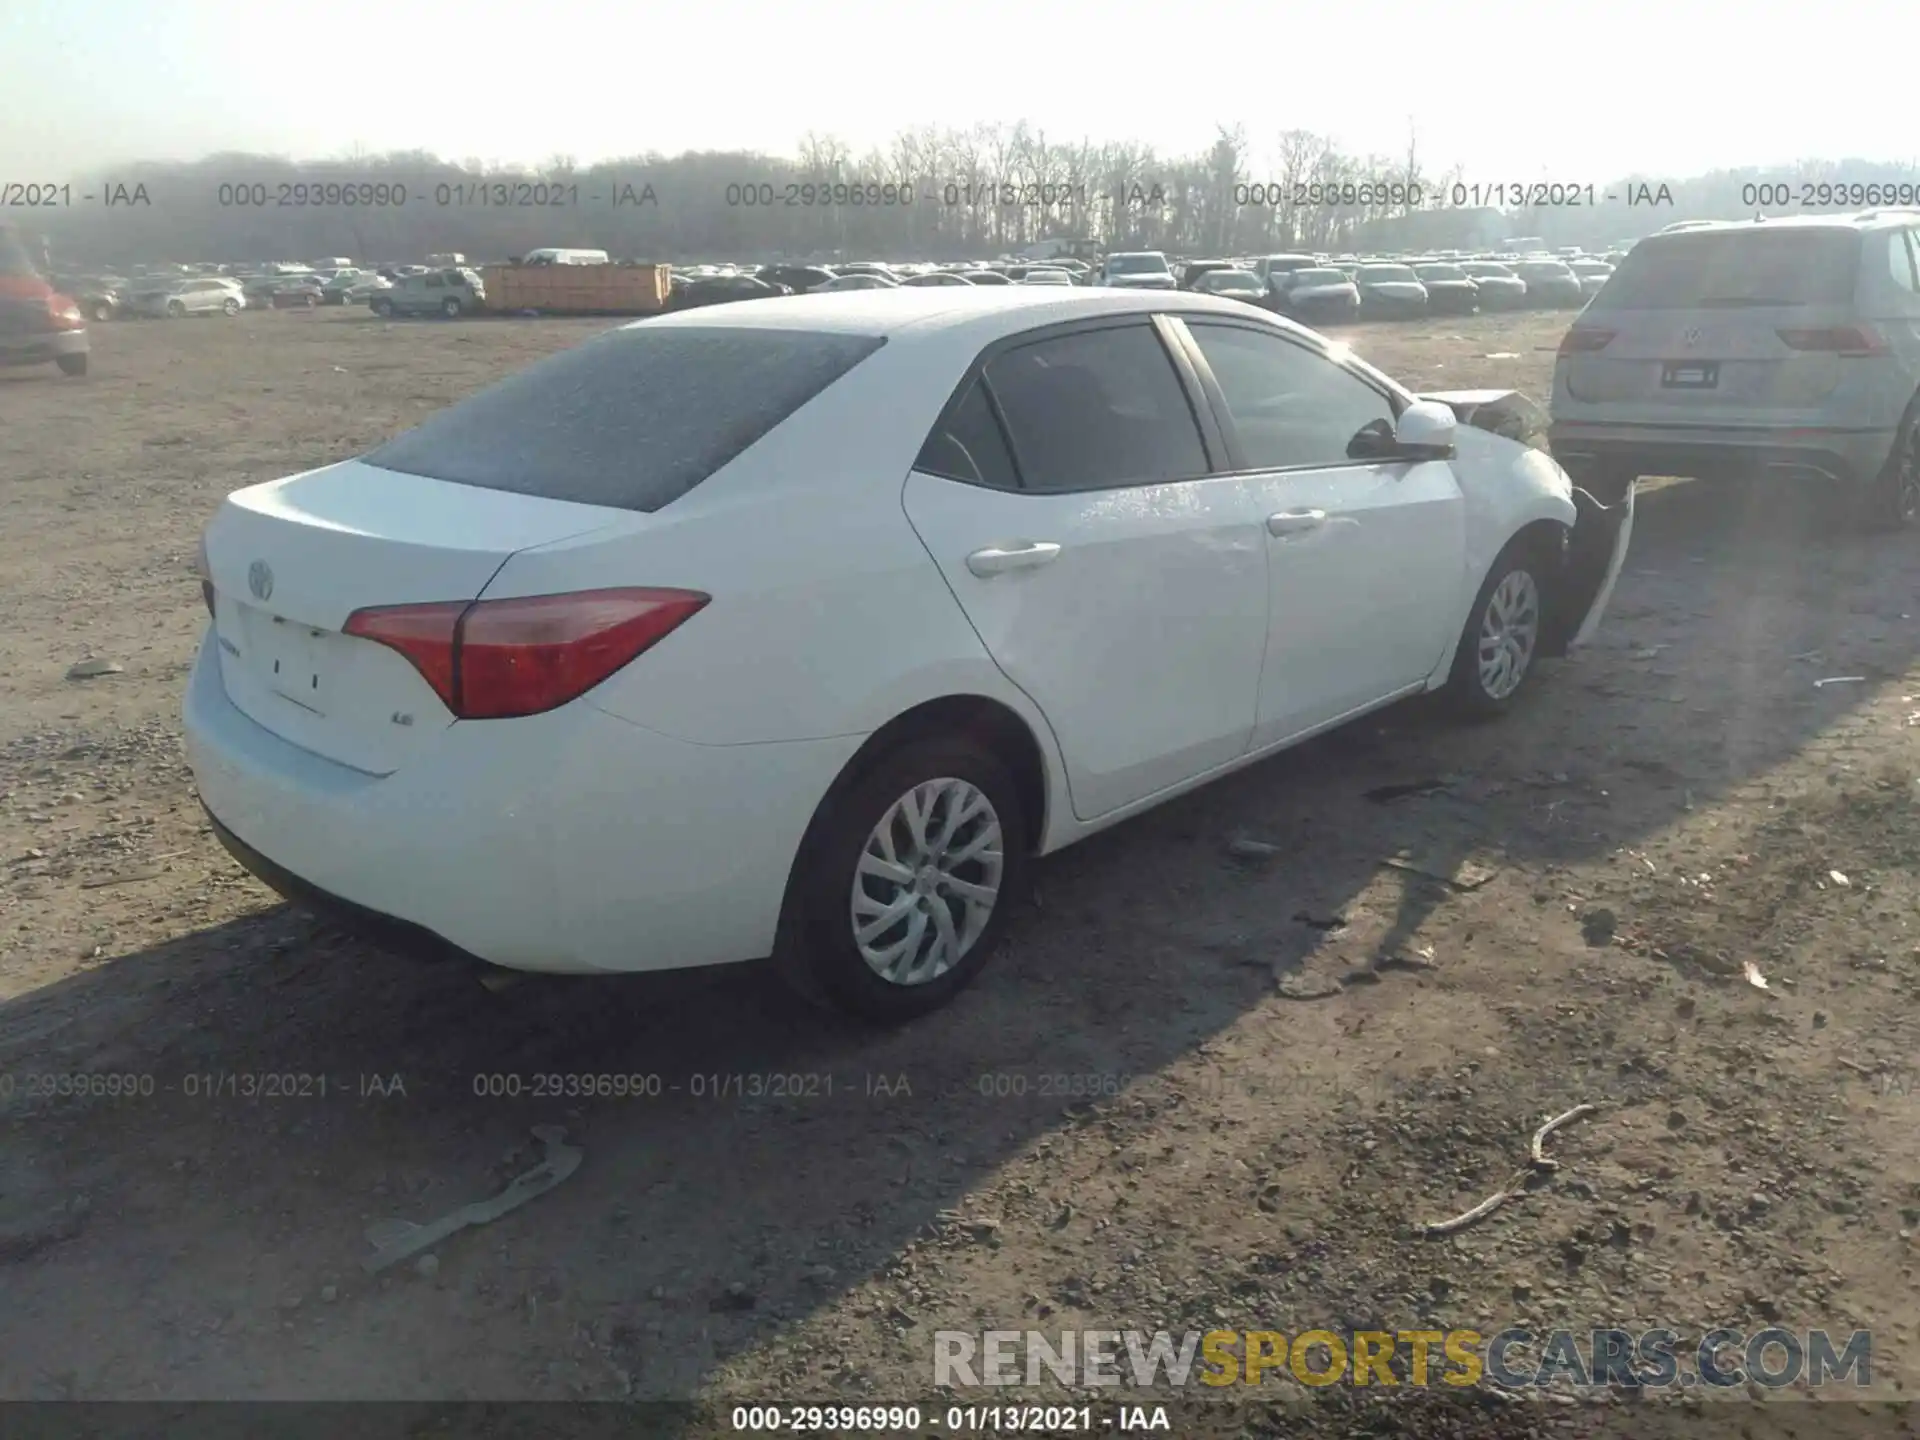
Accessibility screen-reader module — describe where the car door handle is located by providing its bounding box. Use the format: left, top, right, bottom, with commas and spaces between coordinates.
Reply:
1267, 509, 1327, 536
966, 542, 1062, 577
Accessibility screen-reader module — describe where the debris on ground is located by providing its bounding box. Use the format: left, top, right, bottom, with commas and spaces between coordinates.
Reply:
362, 1125, 581, 1275
1362, 779, 1452, 804
1226, 837, 1283, 861
1382, 851, 1501, 891
64, 659, 123, 680
1579, 907, 1617, 946
1276, 972, 1345, 1001
1416, 1105, 1599, 1238
1742, 960, 1772, 992
1814, 676, 1866, 688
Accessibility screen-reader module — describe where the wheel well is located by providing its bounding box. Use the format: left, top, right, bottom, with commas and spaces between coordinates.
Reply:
1507, 516, 1568, 566
832, 696, 1049, 854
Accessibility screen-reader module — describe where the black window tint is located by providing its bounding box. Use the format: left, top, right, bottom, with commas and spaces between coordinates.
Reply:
1185, 322, 1396, 471
916, 379, 1020, 489
425, 274, 445, 288
985, 325, 1206, 492
364, 326, 886, 512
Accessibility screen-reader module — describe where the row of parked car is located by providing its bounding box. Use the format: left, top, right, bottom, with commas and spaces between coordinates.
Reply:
1126, 251, 1613, 321
45, 262, 463, 320
654, 247, 1616, 320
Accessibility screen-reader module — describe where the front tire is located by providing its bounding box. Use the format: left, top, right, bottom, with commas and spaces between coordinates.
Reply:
166, 300, 186, 318
776, 737, 1027, 1023
57, 353, 88, 377
441, 297, 463, 318
221, 298, 240, 316
370, 297, 393, 317
1444, 539, 1550, 718
89, 301, 113, 322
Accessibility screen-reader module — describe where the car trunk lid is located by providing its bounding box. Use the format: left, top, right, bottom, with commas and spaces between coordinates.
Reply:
203, 459, 625, 775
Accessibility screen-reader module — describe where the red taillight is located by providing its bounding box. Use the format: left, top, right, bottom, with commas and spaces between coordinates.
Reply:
343, 588, 709, 720
1776, 325, 1887, 356
1557, 327, 1615, 356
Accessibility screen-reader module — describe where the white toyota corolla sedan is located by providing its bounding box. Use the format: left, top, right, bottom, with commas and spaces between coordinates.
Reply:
184, 288, 1634, 1021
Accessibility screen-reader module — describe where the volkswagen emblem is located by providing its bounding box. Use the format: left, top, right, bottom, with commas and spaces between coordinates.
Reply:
1682, 328, 1703, 349
247, 560, 274, 603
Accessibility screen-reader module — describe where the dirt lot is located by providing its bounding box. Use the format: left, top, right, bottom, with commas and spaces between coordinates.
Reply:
4, 306, 1920, 1431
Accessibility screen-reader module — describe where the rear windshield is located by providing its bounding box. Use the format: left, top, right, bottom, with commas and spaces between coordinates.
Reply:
1588, 230, 1860, 310
364, 326, 885, 512
1290, 270, 1348, 285
1110, 255, 1169, 273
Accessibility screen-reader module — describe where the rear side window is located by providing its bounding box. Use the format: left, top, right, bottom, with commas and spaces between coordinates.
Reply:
1591, 230, 1861, 309
916, 379, 1020, 490
984, 324, 1207, 492
365, 326, 886, 512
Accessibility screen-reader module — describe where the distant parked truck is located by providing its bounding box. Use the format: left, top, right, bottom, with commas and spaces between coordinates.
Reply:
520, 248, 611, 266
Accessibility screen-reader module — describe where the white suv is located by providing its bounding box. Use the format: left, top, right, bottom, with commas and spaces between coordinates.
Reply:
1095, 252, 1176, 290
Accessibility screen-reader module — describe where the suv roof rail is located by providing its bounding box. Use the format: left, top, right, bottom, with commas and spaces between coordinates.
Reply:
1853, 207, 1920, 222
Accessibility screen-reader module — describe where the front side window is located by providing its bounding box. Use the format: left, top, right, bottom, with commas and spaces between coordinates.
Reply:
1184, 321, 1397, 471
984, 324, 1207, 492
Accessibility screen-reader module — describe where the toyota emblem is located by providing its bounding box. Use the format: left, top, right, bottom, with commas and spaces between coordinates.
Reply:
1682, 328, 1703, 349
248, 560, 274, 603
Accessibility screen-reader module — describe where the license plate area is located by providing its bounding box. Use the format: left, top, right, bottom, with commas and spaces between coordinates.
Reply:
238, 605, 331, 714
1661, 361, 1719, 389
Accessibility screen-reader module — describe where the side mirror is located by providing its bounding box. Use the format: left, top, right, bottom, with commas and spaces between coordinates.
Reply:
1391, 400, 1458, 460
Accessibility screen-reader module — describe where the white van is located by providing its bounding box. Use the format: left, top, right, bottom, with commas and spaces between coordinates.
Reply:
521, 248, 609, 266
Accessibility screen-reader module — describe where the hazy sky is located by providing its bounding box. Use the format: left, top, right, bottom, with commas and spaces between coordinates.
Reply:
4, 0, 1912, 181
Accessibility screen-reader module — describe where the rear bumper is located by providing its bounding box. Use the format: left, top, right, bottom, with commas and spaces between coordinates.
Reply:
0, 328, 86, 367
1549, 420, 1896, 485
181, 632, 859, 975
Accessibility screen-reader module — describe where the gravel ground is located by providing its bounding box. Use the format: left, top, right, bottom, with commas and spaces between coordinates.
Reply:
3, 306, 1919, 1436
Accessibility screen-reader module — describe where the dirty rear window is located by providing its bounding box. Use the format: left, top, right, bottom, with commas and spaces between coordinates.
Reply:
1590, 230, 1860, 310
364, 326, 885, 512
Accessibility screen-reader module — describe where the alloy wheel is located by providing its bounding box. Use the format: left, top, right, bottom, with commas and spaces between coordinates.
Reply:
1477, 568, 1540, 701
849, 777, 1004, 986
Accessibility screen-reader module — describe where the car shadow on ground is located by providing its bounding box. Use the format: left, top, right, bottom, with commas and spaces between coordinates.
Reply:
2, 476, 1916, 1401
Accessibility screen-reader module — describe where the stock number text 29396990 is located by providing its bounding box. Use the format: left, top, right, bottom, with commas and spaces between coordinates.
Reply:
1235, 181, 1424, 209
725, 182, 915, 207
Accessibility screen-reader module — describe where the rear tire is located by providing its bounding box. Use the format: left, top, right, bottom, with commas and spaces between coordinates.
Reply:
89, 301, 113, 322
1853, 403, 1920, 534
166, 300, 186, 318
370, 298, 393, 317
1444, 537, 1552, 719
56, 353, 88, 377
221, 298, 239, 316
441, 297, 462, 318
775, 736, 1028, 1024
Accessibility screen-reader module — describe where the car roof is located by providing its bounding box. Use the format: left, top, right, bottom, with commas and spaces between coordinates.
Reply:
627, 286, 1293, 341
1658, 210, 1920, 235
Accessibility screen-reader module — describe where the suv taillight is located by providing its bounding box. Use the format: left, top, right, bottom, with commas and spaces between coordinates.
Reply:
1557, 327, 1615, 356
1776, 325, 1888, 356
343, 588, 709, 720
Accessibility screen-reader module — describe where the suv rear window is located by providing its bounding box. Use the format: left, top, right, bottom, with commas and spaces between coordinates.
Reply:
1590, 229, 1861, 310
365, 326, 885, 512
